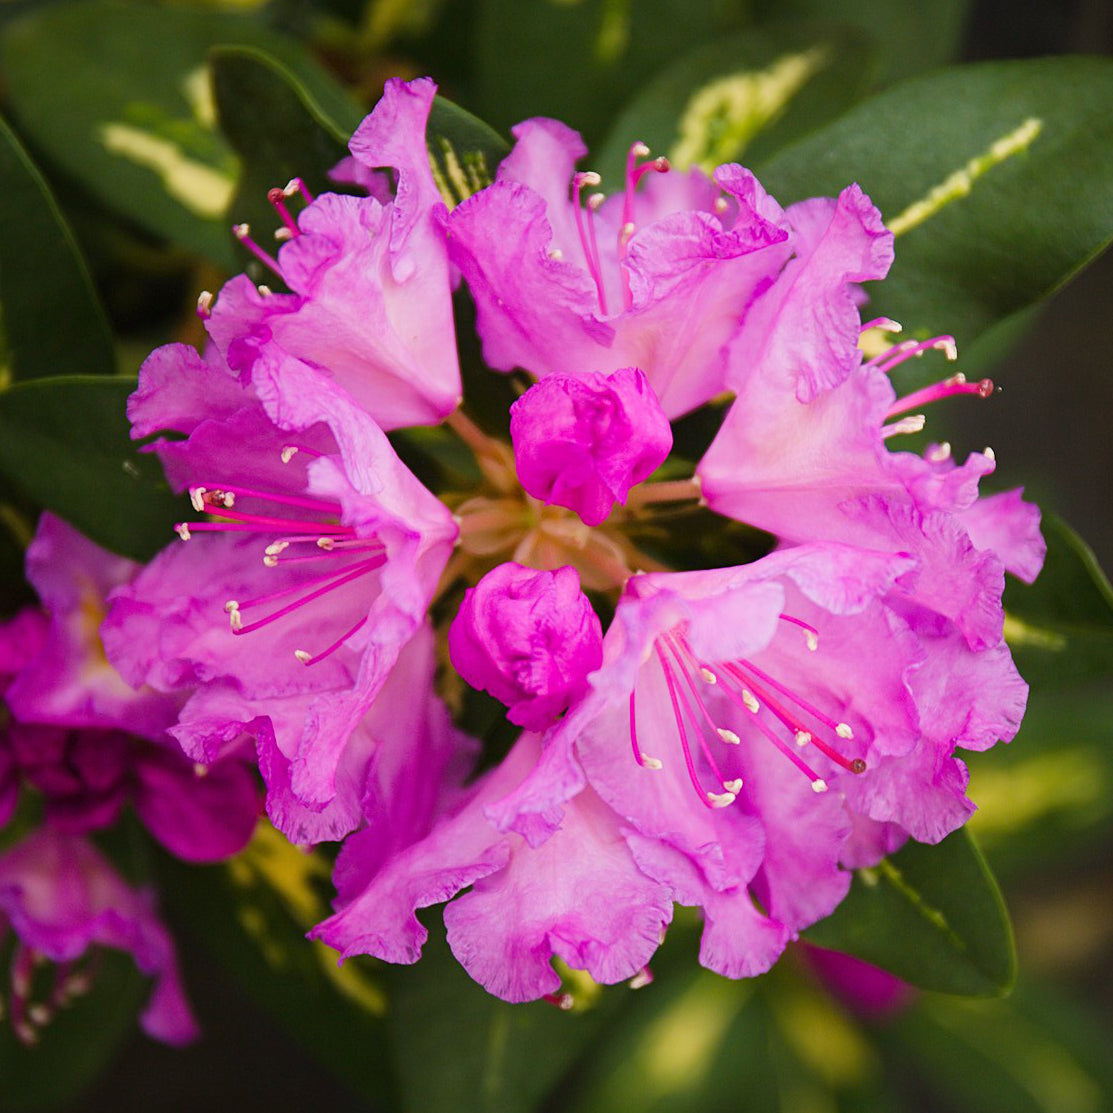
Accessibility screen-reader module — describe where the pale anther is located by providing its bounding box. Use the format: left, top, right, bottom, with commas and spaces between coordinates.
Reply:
805, 631, 819, 652
189, 487, 207, 512
193, 763, 209, 777
547, 248, 564, 261
258, 284, 273, 296
280, 445, 299, 464
632, 141, 650, 158
811, 778, 829, 793
717, 727, 740, 745
700, 667, 717, 684
175, 523, 192, 541
641, 756, 663, 770
707, 790, 736, 808
795, 730, 812, 747
928, 442, 952, 462
836, 723, 853, 739
264, 541, 289, 557
588, 192, 605, 211
713, 196, 729, 214
294, 649, 312, 664
232, 222, 250, 238
936, 337, 959, 360
722, 778, 743, 794
742, 689, 759, 714
274, 227, 293, 242
317, 537, 336, 550
984, 446, 996, 462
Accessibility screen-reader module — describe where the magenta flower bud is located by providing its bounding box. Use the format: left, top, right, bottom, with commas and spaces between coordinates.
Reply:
448, 563, 603, 730
509, 367, 672, 526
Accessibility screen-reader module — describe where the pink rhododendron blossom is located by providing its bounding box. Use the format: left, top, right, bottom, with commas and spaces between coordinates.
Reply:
448, 563, 603, 730
1, 516, 259, 863
102, 340, 457, 845
203, 77, 460, 431
445, 121, 797, 418
311, 732, 673, 1002
509, 367, 672, 526
0, 828, 197, 1045
481, 544, 1027, 978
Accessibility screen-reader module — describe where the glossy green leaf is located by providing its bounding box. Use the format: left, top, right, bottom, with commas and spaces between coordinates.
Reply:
804, 829, 1016, 997
758, 58, 1113, 355
0, 0, 360, 267
475, 0, 737, 146
211, 44, 361, 270
595, 23, 875, 188
426, 96, 509, 206
157, 828, 398, 1109
0, 114, 115, 383
0, 949, 147, 1113
1003, 516, 1113, 687
0, 376, 182, 562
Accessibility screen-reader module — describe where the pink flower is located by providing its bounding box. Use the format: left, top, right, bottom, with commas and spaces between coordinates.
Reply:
444, 121, 796, 418
102, 341, 457, 845
311, 732, 672, 1003
2, 515, 259, 863
0, 828, 197, 1046
204, 78, 460, 431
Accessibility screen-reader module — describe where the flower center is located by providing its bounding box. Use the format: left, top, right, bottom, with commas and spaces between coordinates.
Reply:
629, 618, 866, 810
176, 450, 386, 667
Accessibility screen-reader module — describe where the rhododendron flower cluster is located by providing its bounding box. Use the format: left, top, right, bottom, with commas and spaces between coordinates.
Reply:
12, 74, 1041, 1011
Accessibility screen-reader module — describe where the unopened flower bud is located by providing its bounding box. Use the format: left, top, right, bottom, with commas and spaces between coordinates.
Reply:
509, 368, 672, 526
448, 563, 602, 730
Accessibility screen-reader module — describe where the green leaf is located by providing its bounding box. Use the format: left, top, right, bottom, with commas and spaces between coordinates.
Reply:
475, 0, 737, 146
381, 916, 626, 1113
0, 949, 147, 1113
0, 376, 182, 562
804, 829, 1016, 997
758, 58, 1113, 355
886, 980, 1113, 1113
0, 113, 114, 383
967, 684, 1113, 880
426, 96, 509, 207
1004, 516, 1113, 687
157, 827, 398, 1109
595, 23, 875, 188
0, 0, 361, 267
750, 0, 969, 85
210, 44, 361, 269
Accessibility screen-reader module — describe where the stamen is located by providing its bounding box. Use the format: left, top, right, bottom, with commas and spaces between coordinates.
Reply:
861, 317, 902, 333
872, 334, 958, 375
547, 248, 564, 261
717, 727, 740, 745
779, 614, 819, 652
883, 414, 926, 438
267, 187, 300, 237
175, 523, 192, 541
629, 967, 653, 990
700, 667, 717, 683
572, 172, 609, 316
543, 992, 575, 1010
280, 446, 299, 464
196, 290, 213, 319
293, 615, 369, 667
232, 223, 282, 275
887, 372, 994, 418
283, 177, 314, 204
191, 483, 338, 515
927, 442, 952, 463
629, 690, 663, 770
707, 790, 736, 808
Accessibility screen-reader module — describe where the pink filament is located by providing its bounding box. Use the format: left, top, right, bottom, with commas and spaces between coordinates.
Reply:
887, 373, 994, 418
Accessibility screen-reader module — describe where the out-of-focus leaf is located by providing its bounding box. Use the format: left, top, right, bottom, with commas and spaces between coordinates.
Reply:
0, 949, 147, 1113
751, 0, 969, 85
0, 376, 181, 562
158, 825, 398, 1110
475, 0, 737, 145
804, 829, 1015, 997
0, 0, 360, 267
1004, 516, 1113, 687
758, 58, 1113, 357
967, 683, 1113, 879
382, 916, 626, 1113
885, 980, 1113, 1113
595, 23, 875, 188
0, 114, 114, 382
